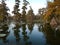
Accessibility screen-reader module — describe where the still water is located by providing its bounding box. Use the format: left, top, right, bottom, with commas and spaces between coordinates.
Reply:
0, 22, 60, 45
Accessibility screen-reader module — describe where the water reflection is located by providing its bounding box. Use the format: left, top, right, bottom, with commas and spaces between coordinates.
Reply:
38, 23, 43, 32
1, 22, 59, 45
27, 23, 34, 34
22, 24, 32, 45
0, 23, 9, 45
43, 23, 60, 45
13, 23, 21, 41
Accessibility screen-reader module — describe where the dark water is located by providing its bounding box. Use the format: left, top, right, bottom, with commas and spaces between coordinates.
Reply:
0, 22, 60, 45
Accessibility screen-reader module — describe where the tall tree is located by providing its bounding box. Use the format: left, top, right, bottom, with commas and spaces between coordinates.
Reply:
12, 0, 21, 22
26, 6, 34, 23
44, 0, 60, 23
0, 0, 9, 22
38, 8, 46, 15
22, 0, 29, 22
38, 8, 46, 23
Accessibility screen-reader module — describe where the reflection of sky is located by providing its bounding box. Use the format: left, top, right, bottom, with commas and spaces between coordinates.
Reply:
0, 0, 47, 15
29, 24, 46, 45
0, 22, 46, 45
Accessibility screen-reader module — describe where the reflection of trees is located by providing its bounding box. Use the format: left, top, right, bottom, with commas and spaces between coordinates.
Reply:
38, 24, 43, 32
28, 23, 34, 34
43, 23, 60, 45
22, 24, 32, 45
13, 23, 21, 41
22, 24, 28, 41
0, 24, 9, 43
1, 24, 9, 33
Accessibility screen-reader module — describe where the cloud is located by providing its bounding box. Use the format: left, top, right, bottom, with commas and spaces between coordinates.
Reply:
30, 3, 46, 14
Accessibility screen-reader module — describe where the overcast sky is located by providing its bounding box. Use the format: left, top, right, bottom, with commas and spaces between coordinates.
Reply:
0, 0, 47, 15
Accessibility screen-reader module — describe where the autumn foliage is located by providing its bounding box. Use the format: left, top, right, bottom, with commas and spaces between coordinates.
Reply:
43, 0, 60, 23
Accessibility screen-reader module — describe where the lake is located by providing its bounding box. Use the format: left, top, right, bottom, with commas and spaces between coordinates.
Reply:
0, 22, 60, 45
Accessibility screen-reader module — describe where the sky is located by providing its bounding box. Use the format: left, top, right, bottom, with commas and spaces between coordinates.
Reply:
0, 0, 47, 15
